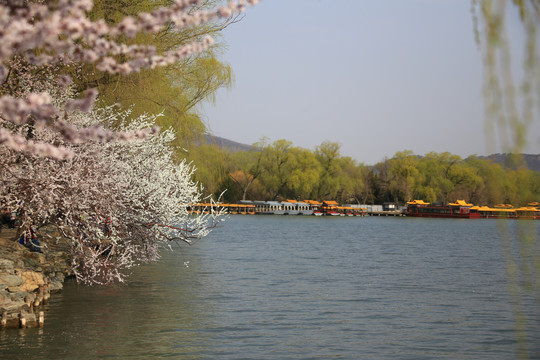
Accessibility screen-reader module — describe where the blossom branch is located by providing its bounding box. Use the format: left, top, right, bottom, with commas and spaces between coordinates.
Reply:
0, 0, 260, 158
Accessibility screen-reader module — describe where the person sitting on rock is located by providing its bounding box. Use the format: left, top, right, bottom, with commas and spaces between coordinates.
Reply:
18, 226, 43, 253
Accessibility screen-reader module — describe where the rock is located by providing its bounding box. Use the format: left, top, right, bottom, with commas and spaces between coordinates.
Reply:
19, 270, 45, 292
0, 298, 26, 314
12, 291, 29, 302
0, 274, 23, 287
21, 253, 43, 268
0, 259, 14, 272
23, 312, 37, 328
55, 272, 65, 282
1, 225, 72, 328
0, 291, 8, 305
49, 279, 63, 292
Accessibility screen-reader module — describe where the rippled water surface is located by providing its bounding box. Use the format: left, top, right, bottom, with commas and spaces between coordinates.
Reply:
2, 216, 540, 359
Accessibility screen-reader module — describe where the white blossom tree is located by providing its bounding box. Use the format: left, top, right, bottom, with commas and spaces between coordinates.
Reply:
1, 104, 225, 284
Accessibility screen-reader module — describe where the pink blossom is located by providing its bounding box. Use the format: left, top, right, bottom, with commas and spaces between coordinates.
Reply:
65, 88, 98, 113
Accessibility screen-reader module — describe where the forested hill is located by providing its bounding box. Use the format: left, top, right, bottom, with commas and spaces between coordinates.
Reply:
478, 154, 540, 172
204, 134, 253, 152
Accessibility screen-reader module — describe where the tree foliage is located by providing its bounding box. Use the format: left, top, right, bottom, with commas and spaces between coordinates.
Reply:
78, 0, 235, 146
188, 140, 540, 206
473, 0, 540, 154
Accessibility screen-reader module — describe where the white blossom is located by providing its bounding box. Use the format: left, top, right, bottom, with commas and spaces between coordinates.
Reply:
1, 105, 224, 285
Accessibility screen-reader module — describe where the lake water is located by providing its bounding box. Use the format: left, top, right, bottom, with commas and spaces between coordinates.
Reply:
1, 216, 540, 359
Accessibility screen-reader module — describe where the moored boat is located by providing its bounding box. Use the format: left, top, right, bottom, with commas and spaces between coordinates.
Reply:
406, 200, 480, 219
305, 200, 323, 216
406, 200, 540, 219
322, 200, 340, 216
294, 201, 314, 215
281, 201, 299, 215
252, 201, 283, 215
470, 205, 518, 219
515, 204, 540, 219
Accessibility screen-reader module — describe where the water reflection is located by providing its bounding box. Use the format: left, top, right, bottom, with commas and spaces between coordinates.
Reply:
1, 248, 214, 360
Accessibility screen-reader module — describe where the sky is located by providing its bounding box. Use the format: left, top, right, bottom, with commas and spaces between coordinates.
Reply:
199, 0, 540, 165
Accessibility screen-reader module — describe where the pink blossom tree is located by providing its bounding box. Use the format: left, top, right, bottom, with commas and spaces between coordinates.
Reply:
0, 0, 258, 159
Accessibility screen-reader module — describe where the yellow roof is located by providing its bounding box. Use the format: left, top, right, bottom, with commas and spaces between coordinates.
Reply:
515, 207, 540, 211
323, 200, 339, 205
407, 200, 430, 205
477, 206, 516, 212
449, 200, 473, 207
494, 204, 513, 209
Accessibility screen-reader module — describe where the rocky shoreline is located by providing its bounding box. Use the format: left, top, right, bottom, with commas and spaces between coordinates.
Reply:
0, 228, 72, 329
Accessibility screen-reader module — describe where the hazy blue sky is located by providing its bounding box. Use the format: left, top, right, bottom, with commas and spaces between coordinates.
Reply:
200, 0, 539, 165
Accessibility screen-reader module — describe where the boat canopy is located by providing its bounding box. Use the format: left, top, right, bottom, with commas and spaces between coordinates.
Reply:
476, 206, 517, 213
449, 200, 473, 207
515, 207, 540, 212
407, 200, 430, 205
494, 204, 513, 209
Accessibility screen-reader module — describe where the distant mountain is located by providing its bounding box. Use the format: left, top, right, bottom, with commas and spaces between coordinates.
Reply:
203, 134, 253, 152
477, 153, 540, 172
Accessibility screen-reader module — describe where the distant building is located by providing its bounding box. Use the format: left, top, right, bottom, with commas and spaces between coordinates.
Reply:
383, 202, 398, 211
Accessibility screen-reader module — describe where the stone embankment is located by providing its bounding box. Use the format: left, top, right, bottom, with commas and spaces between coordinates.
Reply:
0, 228, 71, 329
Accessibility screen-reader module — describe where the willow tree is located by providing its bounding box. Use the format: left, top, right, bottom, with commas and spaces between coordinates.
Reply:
257, 139, 296, 200
228, 142, 266, 201
286, 147, 322, 200
473, 3, 539, 357
314, 141, 342, 200
387, 150, 419, 204
473, 0, 539, 155
72, 0, 234, 147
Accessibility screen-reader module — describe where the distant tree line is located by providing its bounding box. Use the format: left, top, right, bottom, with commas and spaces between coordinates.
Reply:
186, 139, 540, 206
